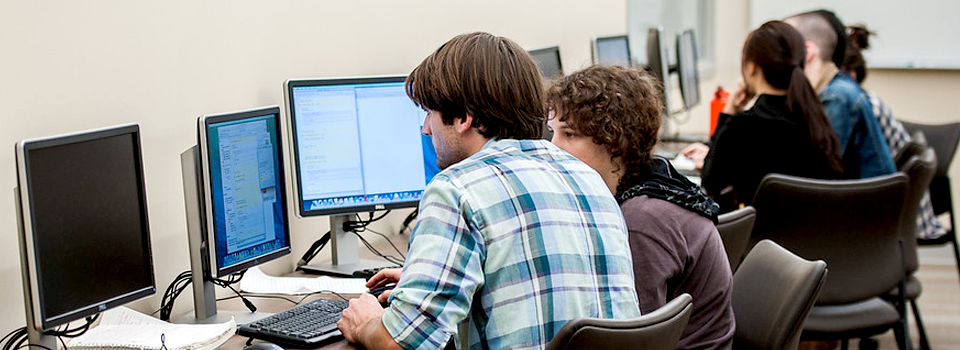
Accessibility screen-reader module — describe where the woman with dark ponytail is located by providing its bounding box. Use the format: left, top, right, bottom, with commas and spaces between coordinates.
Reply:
689, 21, 843, 212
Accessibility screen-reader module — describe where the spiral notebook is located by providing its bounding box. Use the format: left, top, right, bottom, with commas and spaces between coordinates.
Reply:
67, 306, 235, 350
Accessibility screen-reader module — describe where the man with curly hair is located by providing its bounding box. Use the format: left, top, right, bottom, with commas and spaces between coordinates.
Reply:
547, 65, 734, 350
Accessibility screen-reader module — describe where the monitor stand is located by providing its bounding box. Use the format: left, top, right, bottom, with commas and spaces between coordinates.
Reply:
14, 187, 58, 349
298, 214, 399, 277
179, 146, 271, 325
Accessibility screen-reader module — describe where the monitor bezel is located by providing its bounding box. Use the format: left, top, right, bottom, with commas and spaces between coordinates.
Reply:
284, 75, 428, 218
15, 123, 156, 331
593, 34, 632, 67
527, 46, 563, 79
198, 105, 292, 278
677, 29, 701, 110
647, 26, 673, 115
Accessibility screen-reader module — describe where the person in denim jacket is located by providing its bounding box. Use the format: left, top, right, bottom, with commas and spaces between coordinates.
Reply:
785, 10, 895, 179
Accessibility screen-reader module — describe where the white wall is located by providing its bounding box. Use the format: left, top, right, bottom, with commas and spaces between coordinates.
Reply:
0, 0, 628, 333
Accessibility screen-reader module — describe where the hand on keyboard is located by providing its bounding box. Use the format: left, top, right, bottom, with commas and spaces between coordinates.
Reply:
338, 293, 388, 343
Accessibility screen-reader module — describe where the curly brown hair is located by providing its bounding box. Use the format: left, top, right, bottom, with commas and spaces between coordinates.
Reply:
546, 65, 663, 195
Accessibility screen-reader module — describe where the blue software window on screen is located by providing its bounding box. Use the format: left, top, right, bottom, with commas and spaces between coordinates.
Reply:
206, 115, 288, 270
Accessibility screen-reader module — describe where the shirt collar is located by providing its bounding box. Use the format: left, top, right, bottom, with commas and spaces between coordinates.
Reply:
815, 62, 841, 93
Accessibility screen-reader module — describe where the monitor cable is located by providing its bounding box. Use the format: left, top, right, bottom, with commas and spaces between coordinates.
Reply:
297, 230, 331, 268
156, 270, 255, 321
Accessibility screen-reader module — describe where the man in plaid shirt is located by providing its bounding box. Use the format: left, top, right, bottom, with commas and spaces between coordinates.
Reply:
337, 32, 641, 350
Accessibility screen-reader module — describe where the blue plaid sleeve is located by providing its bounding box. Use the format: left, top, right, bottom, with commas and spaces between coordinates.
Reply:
381, 174, 485, 350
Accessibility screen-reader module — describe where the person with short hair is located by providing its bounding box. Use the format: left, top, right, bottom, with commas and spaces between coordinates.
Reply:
546, 64, 734, 350
785, 10, 896, 179
336, 32, 641, 350
842, 25, 946, 239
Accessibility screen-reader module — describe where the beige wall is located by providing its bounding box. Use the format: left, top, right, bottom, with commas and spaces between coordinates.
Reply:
0, 0, 628, 333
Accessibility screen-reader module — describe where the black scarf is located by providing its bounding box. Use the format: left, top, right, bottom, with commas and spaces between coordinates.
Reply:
618, 156, 720, 224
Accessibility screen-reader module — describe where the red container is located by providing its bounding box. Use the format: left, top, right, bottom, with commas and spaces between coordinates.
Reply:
710, 86, 730, 135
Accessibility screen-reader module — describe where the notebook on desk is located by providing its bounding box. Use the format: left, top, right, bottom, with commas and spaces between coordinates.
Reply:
67, 307, 234, 350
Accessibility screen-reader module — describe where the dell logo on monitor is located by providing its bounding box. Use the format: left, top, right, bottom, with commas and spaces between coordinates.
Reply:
375, 204, 385, 210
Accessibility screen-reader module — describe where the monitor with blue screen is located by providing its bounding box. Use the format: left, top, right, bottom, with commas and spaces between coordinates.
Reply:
285, 76, 435, 276
180, 105, 290, 323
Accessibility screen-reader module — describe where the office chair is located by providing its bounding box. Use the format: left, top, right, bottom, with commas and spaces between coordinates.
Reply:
901, 121, 960, 287
882, 147, 937, 350
895, 131, 927, 170
716, 206, 756, 272
749, 173, 911, 350
545, 293, 693, 350
733, 240, 827, 350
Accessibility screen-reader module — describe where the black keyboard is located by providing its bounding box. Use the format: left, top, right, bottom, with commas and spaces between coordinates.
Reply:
237, 298, 348, 348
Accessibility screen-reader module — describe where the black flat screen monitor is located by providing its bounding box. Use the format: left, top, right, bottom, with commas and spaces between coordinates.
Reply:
285, 76, 439, 218
197, 106, 292, 278
14, 123, 156, 333
647, 27, 673, 115
677, 29, 701, 110
528, 46, 563, 79
594, 35, 632, 67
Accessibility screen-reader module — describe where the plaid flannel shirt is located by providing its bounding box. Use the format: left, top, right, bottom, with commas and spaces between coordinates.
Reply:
382, 139, 640, 350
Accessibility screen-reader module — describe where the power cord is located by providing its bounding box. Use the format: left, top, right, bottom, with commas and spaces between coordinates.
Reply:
1, 313, 99, 350
298, 210, 405, 268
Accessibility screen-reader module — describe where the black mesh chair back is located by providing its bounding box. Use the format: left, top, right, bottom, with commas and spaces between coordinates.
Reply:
546, 293, 693, 350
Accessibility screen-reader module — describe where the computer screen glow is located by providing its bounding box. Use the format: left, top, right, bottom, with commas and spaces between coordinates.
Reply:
287, 77, 439, 217
202, 110, 290, 275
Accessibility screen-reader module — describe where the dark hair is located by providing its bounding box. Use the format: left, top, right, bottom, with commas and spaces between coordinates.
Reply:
545, 65, 663, 195
744, 21, 843, 174
786, 10, 846, 67
842, 25, 874, 84
405, 32, 545, 140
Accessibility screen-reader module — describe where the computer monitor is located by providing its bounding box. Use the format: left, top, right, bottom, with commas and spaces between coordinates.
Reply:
180, 105, 291, 323
528, 46, 562, 140
285, 76, 437, 276
677, 29, 701, 110
647, 27, 673, 115
14, 123, 156, 348
593, 35, 632, 67
528, 46, 563, 80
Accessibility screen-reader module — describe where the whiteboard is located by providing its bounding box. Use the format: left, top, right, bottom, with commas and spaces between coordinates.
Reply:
750, 0, 960, 69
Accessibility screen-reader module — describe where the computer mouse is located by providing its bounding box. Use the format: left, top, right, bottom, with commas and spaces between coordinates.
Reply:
243, 342, 284, 350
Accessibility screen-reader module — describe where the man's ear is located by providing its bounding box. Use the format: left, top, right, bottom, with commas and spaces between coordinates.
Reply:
805, 41, 819, 64
456, 114, 474, 134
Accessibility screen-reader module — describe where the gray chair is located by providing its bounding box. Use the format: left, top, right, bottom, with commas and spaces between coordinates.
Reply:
546, 293, 693, 350
749, 173, 911, 350
733, 239, 827, 350
902, 121, 960, 287
717, 206, 756, 272
884, 147, 938, 350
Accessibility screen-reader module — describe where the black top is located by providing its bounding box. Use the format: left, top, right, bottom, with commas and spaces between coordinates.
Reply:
701, 94, 840, 213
